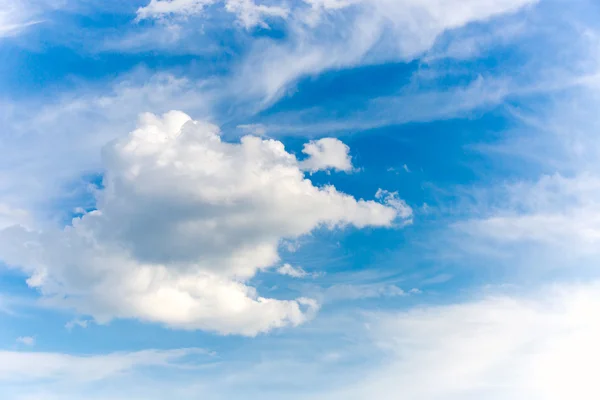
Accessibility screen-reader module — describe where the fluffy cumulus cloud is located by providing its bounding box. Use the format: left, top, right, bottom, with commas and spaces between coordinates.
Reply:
0, 111, 410, 336
300, 138, 354, 173
0, 73, 215, 215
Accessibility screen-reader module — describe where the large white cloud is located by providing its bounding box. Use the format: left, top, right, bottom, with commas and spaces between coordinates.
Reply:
330, 282, 600, 400
0, 111, 410, 336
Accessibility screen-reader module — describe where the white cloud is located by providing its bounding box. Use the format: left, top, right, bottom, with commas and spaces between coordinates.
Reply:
375, 190, 413, 224
134, 0, 536, 104
300, 138, 353, 173
245, 72, 516, 136
330, 282, 600, 400
0, 72, 214, 225
232, 0, 537, 104
16, 337, 35, 347
0, 203, 30, 230
7, 283, 599, 400
442, 52, 600, 273
456, 173, 600, 255
0, 1, 40, 38
137, 0, 289, 29
0, 0, 72, 38
224, 0, 289, 29
0, 348, 208, 383
137, 0, 215, 20
0, 111, 409, 336
277, 263, 309, 278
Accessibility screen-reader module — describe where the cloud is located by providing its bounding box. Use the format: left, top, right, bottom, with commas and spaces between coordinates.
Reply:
0, 72, 214, 224
0, 348, 208, 383
277, 263, 310, 278
440, 69, 600, 271
133, 0, 537, 105
375, 190, 413, 224
250, 74, 516, 136
0, 203, 31, 230
330, 281, 600, 400
16, 337, 35, 347
6, 282, 599, 400
137, 0, 215, 20
230, 0, 537, 104
300, 138, 354, 173
457, 174, 600, 249
323, 283, 407, 302
0, 0, 41, 38
0, 0, 74, 38
224, 0, 289, 29
137, 0, 289, 29
0, 111, 409, 336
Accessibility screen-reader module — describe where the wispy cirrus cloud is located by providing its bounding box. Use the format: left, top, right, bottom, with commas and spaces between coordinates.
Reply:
0, 0, 42, 37
137, 0, 289, 29
0, 347, 210, 383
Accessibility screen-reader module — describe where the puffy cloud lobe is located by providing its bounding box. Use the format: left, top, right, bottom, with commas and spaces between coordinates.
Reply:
300, 138, 353, 173
0, 111, 409, 336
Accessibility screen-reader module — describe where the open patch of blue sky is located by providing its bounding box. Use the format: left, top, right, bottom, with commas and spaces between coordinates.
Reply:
2, 0, 600, 398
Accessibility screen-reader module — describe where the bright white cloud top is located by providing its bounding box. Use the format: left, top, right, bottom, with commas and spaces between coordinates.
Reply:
0, 111, 410, 335
300, 138, 354, 173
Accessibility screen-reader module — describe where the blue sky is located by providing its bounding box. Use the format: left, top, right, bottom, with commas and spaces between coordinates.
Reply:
2, 0, 600, 398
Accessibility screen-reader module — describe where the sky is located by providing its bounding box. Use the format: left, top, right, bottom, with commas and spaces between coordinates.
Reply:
1, 0, 600, 398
